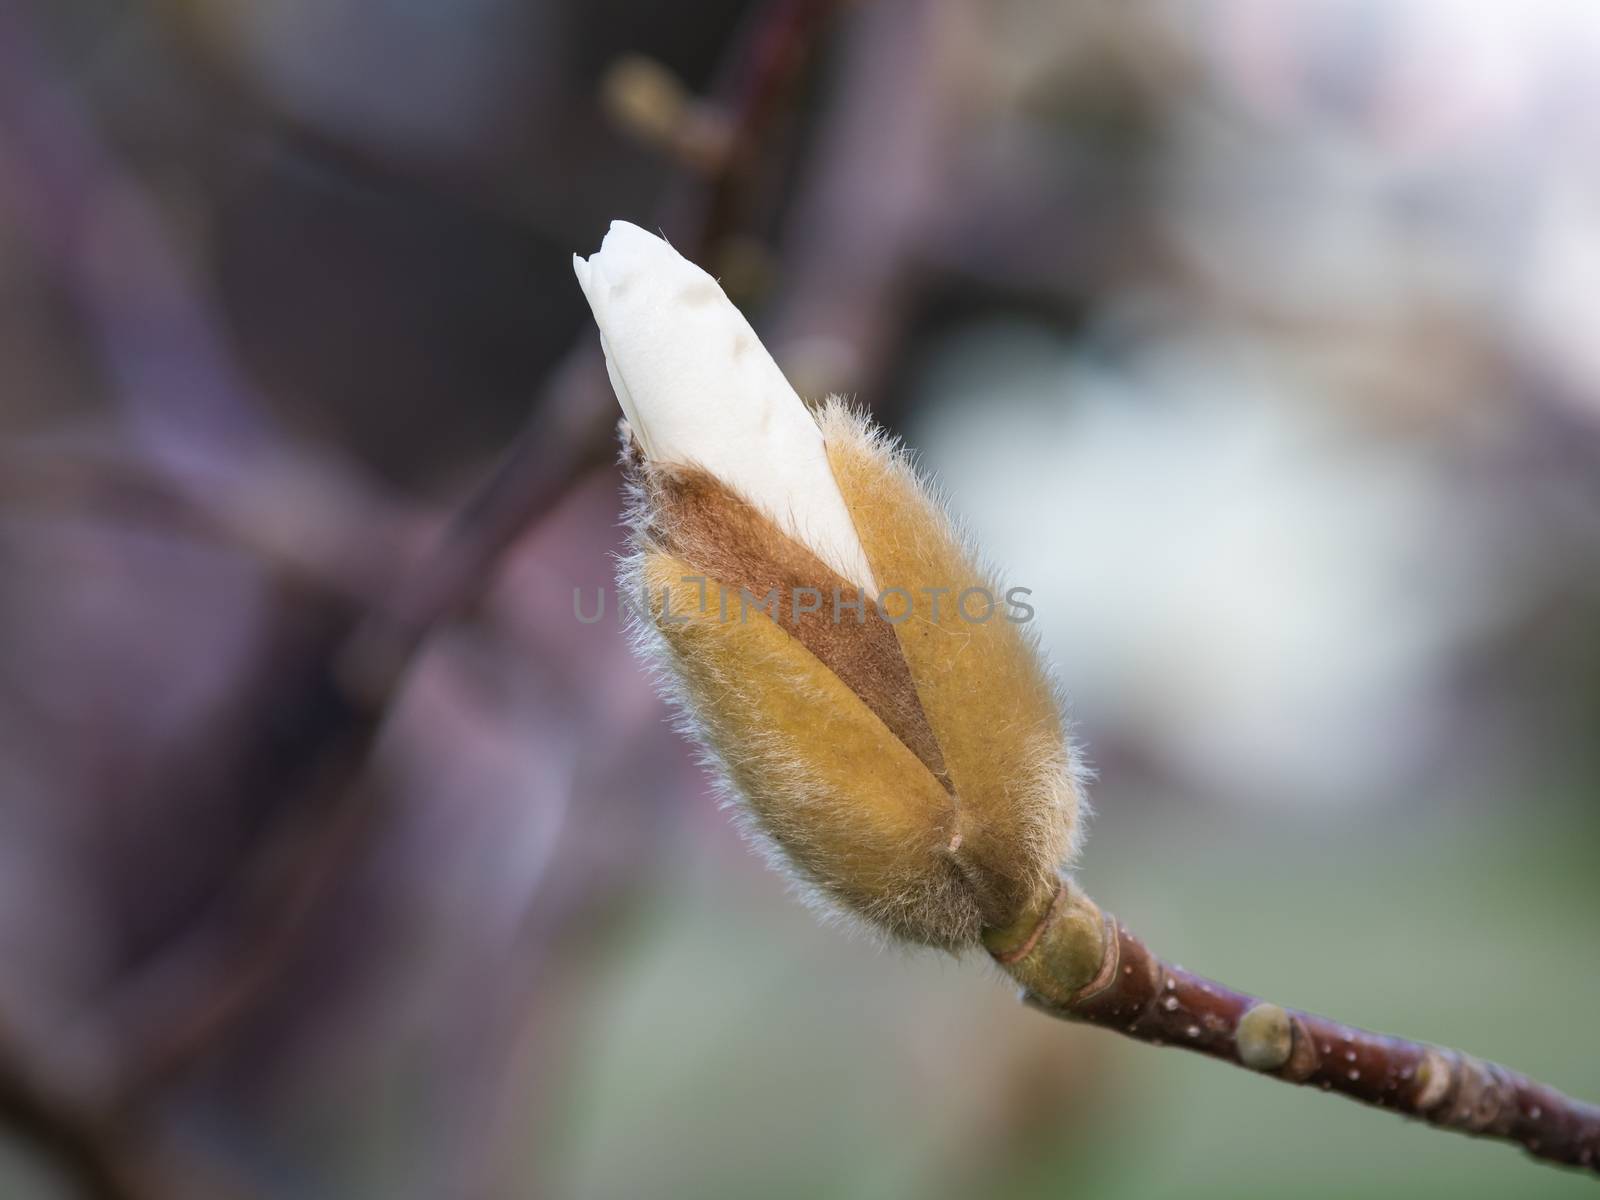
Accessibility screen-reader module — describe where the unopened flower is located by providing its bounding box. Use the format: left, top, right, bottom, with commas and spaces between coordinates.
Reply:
573, 221, 1083, 948
570, 224, 1600, 1176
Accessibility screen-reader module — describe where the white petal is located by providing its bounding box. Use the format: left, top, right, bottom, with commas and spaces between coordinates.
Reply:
573, 221, 877, 593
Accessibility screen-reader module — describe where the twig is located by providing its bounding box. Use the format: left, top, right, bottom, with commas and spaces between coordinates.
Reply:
682, 0, 850, 261
0, 5, 855, 1193
108, 0, 855, 1101
0, 447, 403, 609
100, 399, 602, 1099
336, 366, 613, 703
988, 879, 1600, 1175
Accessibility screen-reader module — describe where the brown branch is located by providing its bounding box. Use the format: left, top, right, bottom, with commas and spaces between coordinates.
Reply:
103, 376, 612, 1103
688, 0, 847, 261
335, 370, 613, 704
0, 10, 860, 1195
987, 880, 1600, 1176
0, 448, 407, 611
108, 0, 856, 1103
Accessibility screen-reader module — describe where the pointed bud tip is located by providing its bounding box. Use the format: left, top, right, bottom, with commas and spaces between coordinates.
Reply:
587, 221, 705, 295
571, 217, 878, 594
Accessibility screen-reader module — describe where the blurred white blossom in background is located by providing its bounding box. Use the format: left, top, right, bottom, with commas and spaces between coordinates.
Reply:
910, 321, 1506, 808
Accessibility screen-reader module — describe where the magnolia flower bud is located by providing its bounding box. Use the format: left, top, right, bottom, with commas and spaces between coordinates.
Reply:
573, 221, 1083, 948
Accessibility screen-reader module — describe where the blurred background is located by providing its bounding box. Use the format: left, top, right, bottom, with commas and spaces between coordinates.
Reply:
1, 0, 1598, 1196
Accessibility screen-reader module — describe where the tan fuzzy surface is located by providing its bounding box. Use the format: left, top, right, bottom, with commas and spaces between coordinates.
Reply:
819, 399, 1080, 929
643, 464, 950, 793
639, 552, 985, 947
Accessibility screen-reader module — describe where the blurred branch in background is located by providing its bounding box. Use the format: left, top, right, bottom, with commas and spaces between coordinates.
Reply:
0, 0, 853, 1195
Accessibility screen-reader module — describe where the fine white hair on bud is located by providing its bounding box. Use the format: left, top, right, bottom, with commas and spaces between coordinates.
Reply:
573, 221, 1084, 950
572, 221, 876, 593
